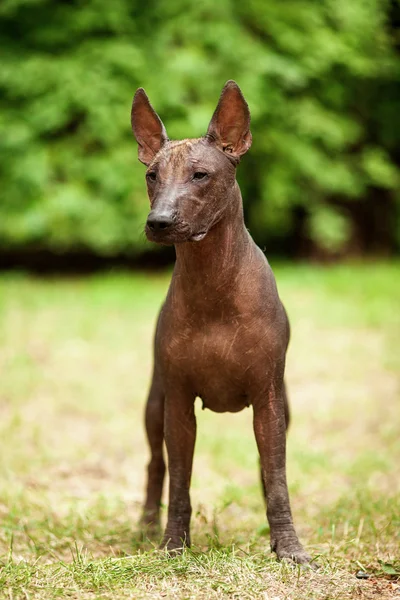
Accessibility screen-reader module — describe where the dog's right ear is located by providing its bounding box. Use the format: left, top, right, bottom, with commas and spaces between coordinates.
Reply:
206, 80, 252, 161
131, 89, 169, 166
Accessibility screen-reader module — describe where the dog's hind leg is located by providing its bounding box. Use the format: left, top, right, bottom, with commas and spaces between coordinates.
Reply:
141, 362, 165, 531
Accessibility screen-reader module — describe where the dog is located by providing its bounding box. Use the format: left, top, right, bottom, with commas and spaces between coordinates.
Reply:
131, 80, 311, 564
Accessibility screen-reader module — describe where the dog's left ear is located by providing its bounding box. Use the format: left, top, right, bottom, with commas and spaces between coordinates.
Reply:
131, 88, 169, 165
206, 80, 252, 160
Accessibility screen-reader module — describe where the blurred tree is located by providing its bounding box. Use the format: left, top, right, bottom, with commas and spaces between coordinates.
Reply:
0, 0, 399, 259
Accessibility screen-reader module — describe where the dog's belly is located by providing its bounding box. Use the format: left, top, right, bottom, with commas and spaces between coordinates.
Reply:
192, 355, 252, 413
197, 387, 250, 414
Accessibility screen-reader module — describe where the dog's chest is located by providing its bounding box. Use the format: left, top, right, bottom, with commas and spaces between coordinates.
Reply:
161, 319, 271, 413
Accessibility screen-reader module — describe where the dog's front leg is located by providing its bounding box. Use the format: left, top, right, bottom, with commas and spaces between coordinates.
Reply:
162, 389, 196, 552
253, 383, 311, 564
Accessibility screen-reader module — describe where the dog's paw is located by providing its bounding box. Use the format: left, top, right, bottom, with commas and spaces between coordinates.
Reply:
273, 539, 316, 568
139, 510, 161, 539
160, 534, 190, 554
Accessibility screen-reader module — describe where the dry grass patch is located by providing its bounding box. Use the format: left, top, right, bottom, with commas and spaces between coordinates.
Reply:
0, 263, 399, 598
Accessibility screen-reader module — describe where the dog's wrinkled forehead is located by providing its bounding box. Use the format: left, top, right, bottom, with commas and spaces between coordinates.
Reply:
150, 139, 200, 169
150, 138, 223, 175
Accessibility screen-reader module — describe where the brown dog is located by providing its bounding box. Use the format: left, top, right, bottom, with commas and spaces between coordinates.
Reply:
131, 81, 311, 564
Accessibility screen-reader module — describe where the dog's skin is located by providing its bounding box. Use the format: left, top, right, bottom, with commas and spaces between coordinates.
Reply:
131, 81, 311, 564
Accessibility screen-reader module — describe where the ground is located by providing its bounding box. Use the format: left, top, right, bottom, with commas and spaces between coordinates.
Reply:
0, 262, 399, 599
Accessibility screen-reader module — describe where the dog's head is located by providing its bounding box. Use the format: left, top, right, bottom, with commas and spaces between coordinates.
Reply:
131, 81, 252, 244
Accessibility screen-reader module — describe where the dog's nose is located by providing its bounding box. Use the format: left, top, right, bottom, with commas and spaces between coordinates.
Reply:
146, 212, 175, 233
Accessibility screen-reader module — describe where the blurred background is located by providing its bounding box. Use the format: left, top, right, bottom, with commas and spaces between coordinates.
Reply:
1, 0, 399, 269
0, 3, 399, 594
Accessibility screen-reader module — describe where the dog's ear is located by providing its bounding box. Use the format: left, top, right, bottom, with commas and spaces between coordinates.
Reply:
131, 88, 169, 166
206, 80, 252, 160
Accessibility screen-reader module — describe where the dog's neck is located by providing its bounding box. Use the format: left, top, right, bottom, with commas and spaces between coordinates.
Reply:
174, 182, 252, 297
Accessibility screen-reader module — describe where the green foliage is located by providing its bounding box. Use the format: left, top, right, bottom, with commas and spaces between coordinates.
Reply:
308, 205, 352, 252
0, 0, 399, 255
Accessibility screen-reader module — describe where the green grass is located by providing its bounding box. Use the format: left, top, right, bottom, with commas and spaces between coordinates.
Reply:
0, 262, 399, 599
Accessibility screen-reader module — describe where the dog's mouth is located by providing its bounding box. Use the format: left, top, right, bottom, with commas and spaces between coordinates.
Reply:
190, 231, 207, 242
145, 223, 194, 245
145, 220, 209, 244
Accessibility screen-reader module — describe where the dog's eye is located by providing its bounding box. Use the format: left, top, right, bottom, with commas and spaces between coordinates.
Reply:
192, 172, 208, 181
146, 171, 157, 182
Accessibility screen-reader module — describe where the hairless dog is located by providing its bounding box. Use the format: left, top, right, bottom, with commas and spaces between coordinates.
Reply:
131, 80, 311, 564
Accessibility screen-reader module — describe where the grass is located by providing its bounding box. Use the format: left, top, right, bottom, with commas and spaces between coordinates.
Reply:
0, 261, 399, 599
